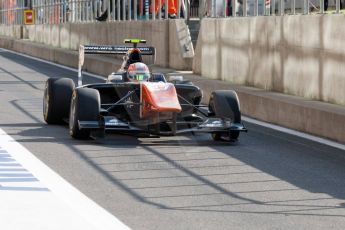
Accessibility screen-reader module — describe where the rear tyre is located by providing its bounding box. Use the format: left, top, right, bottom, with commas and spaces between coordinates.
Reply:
209, 90, 241, 141
69, 88, 100, 139
43, 78, 75, 124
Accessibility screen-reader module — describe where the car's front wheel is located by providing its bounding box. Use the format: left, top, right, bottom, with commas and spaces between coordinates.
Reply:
209, 90, 241, 142
69, 88, 100, 139
43, 78, 75, 124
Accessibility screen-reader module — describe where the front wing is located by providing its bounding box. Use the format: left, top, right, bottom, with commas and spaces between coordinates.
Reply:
78, 116, 247, 136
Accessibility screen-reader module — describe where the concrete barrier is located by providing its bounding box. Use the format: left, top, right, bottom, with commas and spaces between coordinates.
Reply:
0, 20, 193, 70
0, 25, 23, 39
194, 15, 345, 106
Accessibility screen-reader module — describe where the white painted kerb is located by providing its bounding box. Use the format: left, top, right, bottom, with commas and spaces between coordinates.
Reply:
0, 128, 131, 230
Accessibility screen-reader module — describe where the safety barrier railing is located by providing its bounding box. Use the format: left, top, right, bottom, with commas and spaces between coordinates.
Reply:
0, 0, 28, 25
31, 0, 191, 23
0, 0, 344, 25
204, 0, 344, 17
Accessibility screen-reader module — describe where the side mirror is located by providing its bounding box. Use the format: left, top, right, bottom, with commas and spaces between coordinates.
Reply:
107, 73, 124, 83
151, 73, 167, 82
168, 75, 183, 82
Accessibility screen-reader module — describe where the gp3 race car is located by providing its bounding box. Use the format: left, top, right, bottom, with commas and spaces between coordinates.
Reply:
43, 39, 247, 142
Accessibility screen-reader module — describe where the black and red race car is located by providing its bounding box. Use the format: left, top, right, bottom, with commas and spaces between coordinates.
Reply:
43, 39, 247, 141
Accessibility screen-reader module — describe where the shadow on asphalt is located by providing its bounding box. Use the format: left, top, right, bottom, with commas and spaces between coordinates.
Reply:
9, 118, 345, 218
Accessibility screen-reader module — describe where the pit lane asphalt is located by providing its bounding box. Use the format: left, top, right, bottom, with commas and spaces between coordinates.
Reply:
1, 49, 345, 229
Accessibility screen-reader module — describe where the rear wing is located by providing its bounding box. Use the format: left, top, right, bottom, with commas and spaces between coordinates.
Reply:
82, 45, 155, 55
78, 44, 156, 86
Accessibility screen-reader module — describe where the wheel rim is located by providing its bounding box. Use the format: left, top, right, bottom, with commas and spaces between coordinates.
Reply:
43, 83, 49, 120
69, 95, 76, 135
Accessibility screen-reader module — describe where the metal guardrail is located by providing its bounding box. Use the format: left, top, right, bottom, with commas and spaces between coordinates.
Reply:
0, 0, 344, 25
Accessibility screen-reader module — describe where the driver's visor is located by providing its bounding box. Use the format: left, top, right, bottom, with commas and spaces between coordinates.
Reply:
136, 74, 147, 81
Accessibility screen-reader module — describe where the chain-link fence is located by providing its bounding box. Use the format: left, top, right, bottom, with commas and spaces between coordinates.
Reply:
0, 0, 344, 25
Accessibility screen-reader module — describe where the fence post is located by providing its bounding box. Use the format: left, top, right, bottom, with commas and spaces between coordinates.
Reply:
134, 0, 137, 20
319, 0, 324, 14
157, 0, 161, 19
79, 0, 82, 22
122, 0, 126, 20
223, 0, 226, 17
303, 0, 308, 14
231, 0, 235, 16
105, 0, 109, 21
186, 0, 189, 21
128, 0, 131, 20
178, 0, 181, 18
165, 0, 168, 19
336, 0, 340, 13
254, 0, 258, 16
36, 0, 38, 24
1, 1, 2, 24
243, 0, 247, 16
116, 0, 120, 20
290, 0, 295, 14
152, 0, 155, 19
277, 0, 282, 15
271, 0, 275, 15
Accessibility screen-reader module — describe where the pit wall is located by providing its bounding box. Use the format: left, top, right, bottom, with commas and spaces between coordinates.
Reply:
0, 25, 23, 39
193, 15, 345, 106
0, 20, 193, 70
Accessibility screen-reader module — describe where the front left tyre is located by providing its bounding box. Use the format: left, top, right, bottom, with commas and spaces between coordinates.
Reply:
43, 78, 75, 124
69, 88, 100, 139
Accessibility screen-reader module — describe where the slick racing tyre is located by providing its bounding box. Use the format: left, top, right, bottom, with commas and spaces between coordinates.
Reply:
69, 88, 100, 139
43, 78, 75, 124
209, 90, 241, 141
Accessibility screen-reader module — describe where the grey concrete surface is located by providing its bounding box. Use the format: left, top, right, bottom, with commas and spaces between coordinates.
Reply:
1, 36, 344, 144
1, 48, 345, 229
193, 15, 345, 106
0, 25, 22, 39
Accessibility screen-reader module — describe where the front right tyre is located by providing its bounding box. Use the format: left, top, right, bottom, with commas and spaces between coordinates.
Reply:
209, 90, 241, 142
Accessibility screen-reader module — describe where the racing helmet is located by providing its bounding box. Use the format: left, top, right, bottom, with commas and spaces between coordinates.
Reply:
127, 62, 150, 82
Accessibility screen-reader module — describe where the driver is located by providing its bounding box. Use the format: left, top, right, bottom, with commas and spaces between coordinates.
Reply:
127, 62, 150, 82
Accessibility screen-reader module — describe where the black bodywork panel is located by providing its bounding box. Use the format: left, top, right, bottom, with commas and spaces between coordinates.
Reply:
78, 81, 246, 136
85, 82, 202, 125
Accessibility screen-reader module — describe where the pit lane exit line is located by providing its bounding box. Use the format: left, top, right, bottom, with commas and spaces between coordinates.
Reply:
0, 128, 130, 230
242, 116, 345, 151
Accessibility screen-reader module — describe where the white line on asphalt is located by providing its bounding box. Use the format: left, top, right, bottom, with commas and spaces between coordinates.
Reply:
243, 116, 345, 151
0, 128, 131, 230
2, 48, 345, 151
